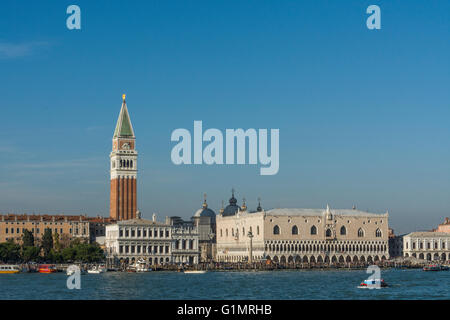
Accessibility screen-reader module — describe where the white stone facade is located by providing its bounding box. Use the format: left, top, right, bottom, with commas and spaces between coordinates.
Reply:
105, 218, 172, 265
216, 206, 390, 264
105, 216, 200, 265
172, 225, 200, 265
403, 232, 450, 261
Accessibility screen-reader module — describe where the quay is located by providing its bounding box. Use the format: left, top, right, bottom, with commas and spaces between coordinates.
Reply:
13, 259, 437, 273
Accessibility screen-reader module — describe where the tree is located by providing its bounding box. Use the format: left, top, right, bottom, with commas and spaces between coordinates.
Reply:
41, 228, 53, 258
53, 232, 61, 252
74, 243, 104, 263
59, 233, 71, 250
21, 246, 40, 262
22, 229, 34, 247
61, 246, 77, 262
48, 249, 63, 263
0, 241, 21, 263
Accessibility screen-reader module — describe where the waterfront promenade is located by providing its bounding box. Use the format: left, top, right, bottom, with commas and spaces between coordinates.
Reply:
13, 258, 440, 273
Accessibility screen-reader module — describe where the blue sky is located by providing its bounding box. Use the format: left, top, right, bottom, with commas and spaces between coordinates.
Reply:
0, 1, 449, 234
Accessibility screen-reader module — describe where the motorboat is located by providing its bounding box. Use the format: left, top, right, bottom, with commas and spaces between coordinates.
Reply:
423, 264, 449, 271
39, 264, 57, 273
66, 267, 86, 275
87, 265, 106, 274
358, 279, 388, 288
184, 270, 207, 274
135, 259, 152, 272
0, 265, 20, 274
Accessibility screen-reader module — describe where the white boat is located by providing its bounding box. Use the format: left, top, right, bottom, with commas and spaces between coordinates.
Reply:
87, 266, 106, 274
135, 259, 152, 272
136, 265, 152, 272
0, 265, 20, 274
358, 279, 388, 289
66, 267, 86, 275
184, 270, 207, 274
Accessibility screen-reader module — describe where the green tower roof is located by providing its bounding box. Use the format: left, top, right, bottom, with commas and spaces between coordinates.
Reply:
113, 97, 135, 138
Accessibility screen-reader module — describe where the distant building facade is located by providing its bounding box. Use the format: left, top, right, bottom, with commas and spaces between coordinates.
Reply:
403, 232, 450, 261
105, 213, 200, 265
192, 196, 216, 262
168, 216, 200, 265
216, 195, 390, 264
388, 228, 404, 258
436, 217, 450, 233
0, 214, 112, 244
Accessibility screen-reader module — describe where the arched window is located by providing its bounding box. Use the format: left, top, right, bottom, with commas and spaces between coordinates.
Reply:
220, 229, 223, 237
292, 225, 298, 235
226, 229, 228, 237
273, 225, 280, 235
311, 225, 317, 235
257, 226, 260, 235
375, 228, 382, 237
340, 226, 346, 235
130, 160, 133, 168
358, 228, 364, 237
326, 229, 332, 237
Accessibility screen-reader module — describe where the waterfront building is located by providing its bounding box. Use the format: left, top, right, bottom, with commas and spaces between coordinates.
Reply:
436, 217, 450, 233
168, 216, 200, 264
388, 228, 404, 258
88, 216, 112, 246
0, 213, 112, 244
110, 94, 138, 221
403, 232, 450, 261
216, 194, 390, 264
105, 212, 172, 266
105, 213, 201, 266
192, 195, 216, 262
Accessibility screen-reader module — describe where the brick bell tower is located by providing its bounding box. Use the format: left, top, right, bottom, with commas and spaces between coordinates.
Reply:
110, 94, 138, 221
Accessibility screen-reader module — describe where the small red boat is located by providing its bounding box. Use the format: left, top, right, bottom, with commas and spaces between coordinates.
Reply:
39, 264, 57, 273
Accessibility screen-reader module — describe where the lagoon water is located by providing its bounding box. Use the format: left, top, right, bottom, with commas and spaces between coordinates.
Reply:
0, 269, 449, 300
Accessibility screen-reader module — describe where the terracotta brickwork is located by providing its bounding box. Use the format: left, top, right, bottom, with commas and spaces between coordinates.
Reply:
109, 96, 138, 221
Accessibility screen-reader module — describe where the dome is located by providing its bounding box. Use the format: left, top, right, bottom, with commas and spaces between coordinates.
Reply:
193, 195, 216, 220
194, 207, 216, 218
222, 191, 241, 216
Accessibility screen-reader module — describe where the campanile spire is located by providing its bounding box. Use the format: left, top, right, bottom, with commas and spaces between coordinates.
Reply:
110, 94, 138, 221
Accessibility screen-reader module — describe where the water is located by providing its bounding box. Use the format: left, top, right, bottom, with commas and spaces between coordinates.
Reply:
0, 269, 449, 299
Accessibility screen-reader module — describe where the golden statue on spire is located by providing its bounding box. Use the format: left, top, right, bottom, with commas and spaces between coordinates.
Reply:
122, 94, 126, 101
203, 193, 207, 208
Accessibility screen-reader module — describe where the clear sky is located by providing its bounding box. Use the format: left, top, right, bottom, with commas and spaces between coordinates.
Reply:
0, 1, 449, 234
